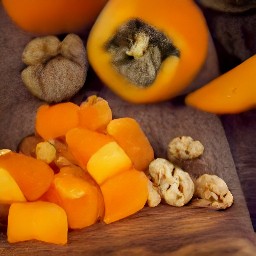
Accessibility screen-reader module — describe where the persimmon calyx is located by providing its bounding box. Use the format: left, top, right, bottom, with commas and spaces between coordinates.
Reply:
126, 32, 150, 59
106, 19, 180, 88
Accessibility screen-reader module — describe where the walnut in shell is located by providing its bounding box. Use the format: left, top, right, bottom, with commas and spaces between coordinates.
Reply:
21, 34, 88, 103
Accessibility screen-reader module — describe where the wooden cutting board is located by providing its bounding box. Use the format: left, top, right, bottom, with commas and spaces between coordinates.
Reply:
0, 3, 256, 255
1, 88, 256, 255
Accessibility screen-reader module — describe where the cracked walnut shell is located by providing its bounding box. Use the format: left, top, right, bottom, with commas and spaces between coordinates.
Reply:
21, 34, 87, 103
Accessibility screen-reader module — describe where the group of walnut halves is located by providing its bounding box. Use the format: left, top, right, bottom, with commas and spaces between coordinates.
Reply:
147, 136, 234, 210
21, 34, 87, 103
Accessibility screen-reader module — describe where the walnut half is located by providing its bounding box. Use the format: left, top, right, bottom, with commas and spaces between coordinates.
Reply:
193, 174, 234, 210
21, 34, 88, 103
167, 136, 204, 161
148, 158, 195, 207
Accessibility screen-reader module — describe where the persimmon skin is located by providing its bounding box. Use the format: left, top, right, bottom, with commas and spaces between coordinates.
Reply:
185, 54, 256, 114
87, 0, 208, 103
2, 0, 108, 35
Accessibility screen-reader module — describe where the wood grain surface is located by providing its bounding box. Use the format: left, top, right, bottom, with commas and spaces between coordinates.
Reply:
1, 89, 256, 255
221, 111, 256, 231
0, 2, 256, 255
197, 1, 256, 232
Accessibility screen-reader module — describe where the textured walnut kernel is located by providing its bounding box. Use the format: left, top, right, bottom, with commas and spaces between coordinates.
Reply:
167, 136, 204, 161
36, 141, 57, 164
147, 180, 161, 207
21, 34, 87, 103
193, 174, 234, 210
148, 158, 194, 207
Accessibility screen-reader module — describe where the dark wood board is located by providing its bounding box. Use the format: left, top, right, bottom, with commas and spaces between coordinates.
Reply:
196, 1, 256, 232
0, 3, 256, 255
221, 111, 256, 231
1, 88, 256, 255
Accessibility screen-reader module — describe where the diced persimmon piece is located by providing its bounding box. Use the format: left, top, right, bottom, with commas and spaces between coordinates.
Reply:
35, 102, 80, 140
59, 166, 105, 219
7, 201, 68, 245
0, 152, 54, 201
107, 118, 154, 171
44, 172, 102, 229
87, 141, 132, 185
66, 127, 113, 169
101, 169, 148, 224
79, 95, 112, 131
0, 167, 26, 204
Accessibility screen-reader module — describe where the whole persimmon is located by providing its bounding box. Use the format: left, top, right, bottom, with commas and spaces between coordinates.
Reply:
2, 0, 108, 35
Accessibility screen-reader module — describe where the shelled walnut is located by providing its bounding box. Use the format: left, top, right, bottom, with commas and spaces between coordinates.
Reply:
18, 135, 77, 169
193, 174, 234, 210
147, 180, 161, 207
148, 158, 194, 207
21, 34, 88, 103
167, 136, 204, 161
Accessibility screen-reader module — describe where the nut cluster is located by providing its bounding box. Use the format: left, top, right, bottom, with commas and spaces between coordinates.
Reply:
147, 136, 234, 210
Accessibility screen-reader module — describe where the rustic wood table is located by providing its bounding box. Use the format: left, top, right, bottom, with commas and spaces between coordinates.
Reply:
0, 3, 256, 255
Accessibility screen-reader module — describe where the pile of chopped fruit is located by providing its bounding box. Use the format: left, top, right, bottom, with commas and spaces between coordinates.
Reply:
0, 95, 154, 245
0, 96, 233, 245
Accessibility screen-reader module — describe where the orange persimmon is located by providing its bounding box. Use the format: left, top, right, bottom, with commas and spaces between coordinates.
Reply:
66, 127, 113, 169
101, 168, 148, 224
2, 0, 108, 35
36, 102, 80, 140
87, 0, 208, 103
43, 171, 102, 229
79, 95, 112, 132
0, 167, 26, 204
0, 152, 54, 201
59, 166, 105, 220
87, 141, 132, 185
7, 201, 68, 245
107, 117, 154, 171
185, 54, 256, 114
